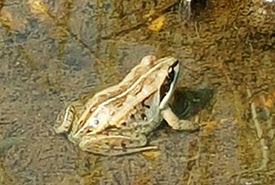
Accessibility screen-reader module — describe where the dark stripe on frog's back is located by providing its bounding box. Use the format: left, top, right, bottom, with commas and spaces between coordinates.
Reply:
77, 63, 152, 125
82, 65, 145, 105
89, 63, 151, 104
99, 77, 145, 110
80, 60, 166, 126
88, 62, 153, 104
90, 61, 165, 109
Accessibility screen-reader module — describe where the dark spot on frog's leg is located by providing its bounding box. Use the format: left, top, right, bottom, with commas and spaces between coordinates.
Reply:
141, 113, 147, 121
130, 114, 135, 119
102, 130, 110, 136
121, 122, 127, 126
104, 141, 110, 146
121, 142, 126, 148
121, 142, 127, 152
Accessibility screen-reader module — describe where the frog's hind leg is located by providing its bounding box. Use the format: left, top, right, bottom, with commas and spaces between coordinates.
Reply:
78, 134, 158, 156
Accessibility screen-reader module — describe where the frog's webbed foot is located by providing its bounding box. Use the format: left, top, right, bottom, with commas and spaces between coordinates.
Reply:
161, 107, 199, 131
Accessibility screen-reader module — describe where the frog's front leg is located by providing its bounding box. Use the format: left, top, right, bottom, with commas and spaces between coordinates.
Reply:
78, 134, 158, 156
161, 107, 199, 131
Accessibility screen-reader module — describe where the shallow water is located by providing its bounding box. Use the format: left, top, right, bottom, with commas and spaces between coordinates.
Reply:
1, 0, 275, 184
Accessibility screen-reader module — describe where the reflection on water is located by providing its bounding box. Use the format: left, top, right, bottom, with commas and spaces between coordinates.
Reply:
0, 0, 275, 184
